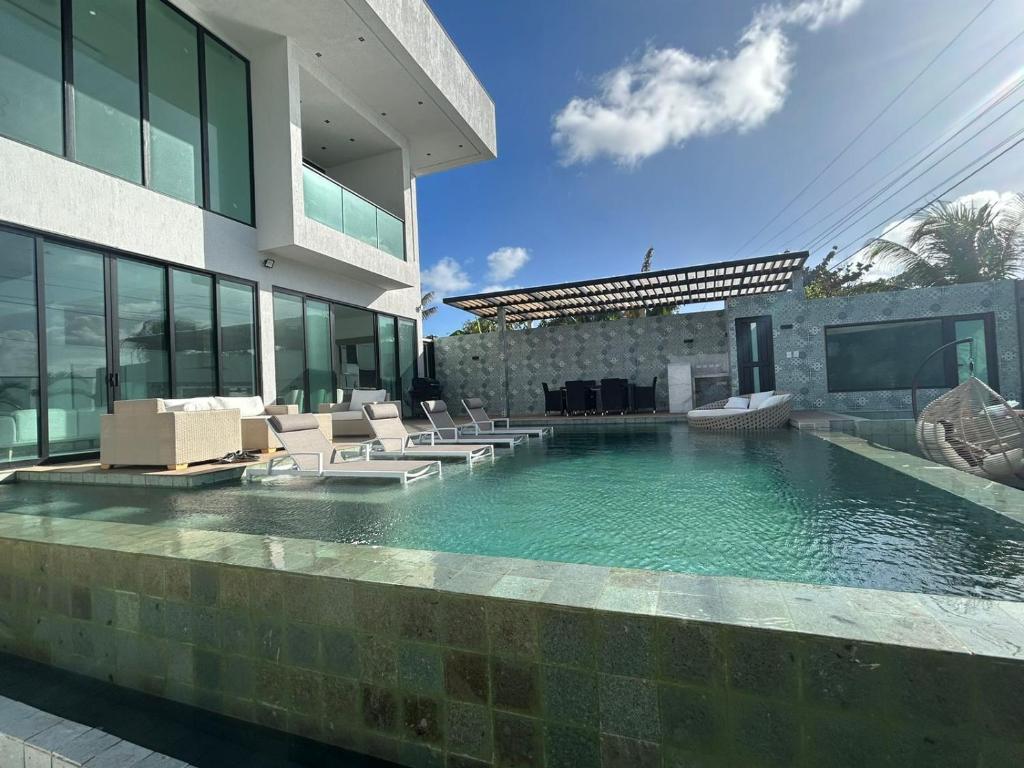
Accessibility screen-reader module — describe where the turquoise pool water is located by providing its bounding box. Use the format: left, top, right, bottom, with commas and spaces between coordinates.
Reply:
2, 424, 1023, 599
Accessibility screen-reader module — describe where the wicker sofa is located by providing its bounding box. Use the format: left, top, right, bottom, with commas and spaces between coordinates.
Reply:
687, 392, 793, 430
100, 399, 243, 471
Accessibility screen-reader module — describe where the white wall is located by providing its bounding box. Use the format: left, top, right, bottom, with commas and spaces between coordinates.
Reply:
325, 150, 405, 218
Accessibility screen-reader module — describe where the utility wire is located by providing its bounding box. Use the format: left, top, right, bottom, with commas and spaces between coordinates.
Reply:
803, 80, 1024, 253
745, 27, 1024, 257
828, 129, 1024, 271
727, 0, 997, 259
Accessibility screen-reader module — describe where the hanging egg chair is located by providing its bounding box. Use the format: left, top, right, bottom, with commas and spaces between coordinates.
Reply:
916, 376, 1024, 483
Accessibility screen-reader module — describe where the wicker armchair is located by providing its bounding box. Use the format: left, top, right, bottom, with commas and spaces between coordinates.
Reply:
687, 394, 793, 430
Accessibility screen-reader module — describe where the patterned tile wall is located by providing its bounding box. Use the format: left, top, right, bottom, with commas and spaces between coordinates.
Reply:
434, 312, 729, 415
725, 279, 1022, 413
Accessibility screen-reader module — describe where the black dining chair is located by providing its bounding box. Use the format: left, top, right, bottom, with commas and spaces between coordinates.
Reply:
565, 380, 592, 415
632, 376, 658, 413
542, 382, 564, 415
600, 378, 629, 414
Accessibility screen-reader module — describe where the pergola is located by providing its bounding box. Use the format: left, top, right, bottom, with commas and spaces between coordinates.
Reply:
444, 252, 809, 322
442, 251, 809, 415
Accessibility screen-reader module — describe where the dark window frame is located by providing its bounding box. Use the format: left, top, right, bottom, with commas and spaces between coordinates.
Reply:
271, 286, 417, 411
1, 0, 255, 227
824, 313, 999, 393
0, 218, 262, 466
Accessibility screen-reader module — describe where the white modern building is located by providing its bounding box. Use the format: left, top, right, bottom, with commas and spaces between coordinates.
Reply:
0, 0, 496, 465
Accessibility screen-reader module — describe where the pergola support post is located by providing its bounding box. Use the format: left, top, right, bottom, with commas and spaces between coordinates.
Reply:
498, 306, 511, 418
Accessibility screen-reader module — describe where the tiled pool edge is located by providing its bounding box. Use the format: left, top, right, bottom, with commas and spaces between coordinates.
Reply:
0, 514, 1022, 767
808, 430, 1024, 527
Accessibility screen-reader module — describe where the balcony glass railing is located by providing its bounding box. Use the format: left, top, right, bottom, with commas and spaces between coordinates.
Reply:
302, 164, 406, 261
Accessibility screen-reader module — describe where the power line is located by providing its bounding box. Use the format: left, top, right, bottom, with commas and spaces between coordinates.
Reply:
803, 80, 1024, 253
828, 129, 1024, 271
745, 26, 1024, 257
727, 0, 997, 259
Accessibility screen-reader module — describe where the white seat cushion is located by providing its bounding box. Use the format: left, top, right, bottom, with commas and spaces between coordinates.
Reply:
724, 397, 749, 409
982, 447, 1024, 478
349, 389, 387, 410
756, 393, 791, 410
215, 396, 265, 417
688, 408, 750, 418
747, 391, 775, 409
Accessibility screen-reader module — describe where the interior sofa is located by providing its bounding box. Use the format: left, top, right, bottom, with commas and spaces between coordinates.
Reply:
100, 399, 243, 471
687, 391, 793, 430
318, 389, 399, 438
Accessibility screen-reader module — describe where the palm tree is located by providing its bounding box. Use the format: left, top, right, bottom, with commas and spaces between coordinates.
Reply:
864, 194, 1024, 287
419, 291, 438, 320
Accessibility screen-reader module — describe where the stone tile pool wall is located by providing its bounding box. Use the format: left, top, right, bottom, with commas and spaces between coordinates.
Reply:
0, 515, 1022, 768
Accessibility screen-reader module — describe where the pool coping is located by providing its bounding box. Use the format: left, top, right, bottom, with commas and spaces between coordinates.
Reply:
807, 429, 1024, 527
0, 511, 1021, 663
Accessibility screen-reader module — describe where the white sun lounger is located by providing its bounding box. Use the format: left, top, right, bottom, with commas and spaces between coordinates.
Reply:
265, 414, 441, 485
461, 397, 554, 439
420, 400, 525, 449
362, 403, 494, 466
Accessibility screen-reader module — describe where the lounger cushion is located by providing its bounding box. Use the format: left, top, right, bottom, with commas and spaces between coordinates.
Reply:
687, 408, 750, 418
269, 413, 321, 433
365, 403, 401, 420
982, 447, 1024, 478
748, 391, 775, 409
422, 400, 447, 414
756, 394, 791, 410
725, 397, 749, 409
464, 397, 485, 409
349, 389, 387, 410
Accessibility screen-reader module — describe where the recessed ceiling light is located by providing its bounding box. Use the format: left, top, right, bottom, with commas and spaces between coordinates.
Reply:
417, 100, 424, 105
381, 112, 387, 116
357, 36, 365, 42
458, 144, 464, 148
349, 138, 355, 142
426, 152, 431, 156
314, 51, 322, 58
321, 146, 326, 151
324, 119, 330, 124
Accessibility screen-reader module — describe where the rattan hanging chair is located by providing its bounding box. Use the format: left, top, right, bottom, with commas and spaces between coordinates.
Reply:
916, 376, 1024, 483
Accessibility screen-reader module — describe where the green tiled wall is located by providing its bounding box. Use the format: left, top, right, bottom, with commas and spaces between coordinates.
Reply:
0, 539, 1022, 767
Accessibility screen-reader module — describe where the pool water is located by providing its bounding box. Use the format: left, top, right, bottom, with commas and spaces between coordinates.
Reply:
2, 424, 1023, 599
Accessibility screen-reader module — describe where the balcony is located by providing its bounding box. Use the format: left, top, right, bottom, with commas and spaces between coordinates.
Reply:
302, 164, 405, 261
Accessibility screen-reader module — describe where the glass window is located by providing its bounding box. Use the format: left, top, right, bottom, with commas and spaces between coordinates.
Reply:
0, 0, 63, 154
954, 318, 989, 386
377, 315, 398, 401
376, 209, 405, 260
333, 305, 377, 390
171, 269, 216, 397
117, 259, 169, 400
146, 0, 202, 204
826, 320, 946, 391
303, 166, 343, 232
273, 292, 305, 411
72, 0, 142, 182
305, 300, 332, 412
43, 242, 108, 456
218, 279, 257, 396
204, 35, 252, 224
398, 318, 417, 417
0, 230, 40, 463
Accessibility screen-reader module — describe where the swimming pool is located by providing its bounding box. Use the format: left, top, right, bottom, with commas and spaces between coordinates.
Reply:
2, 424, 1023, 599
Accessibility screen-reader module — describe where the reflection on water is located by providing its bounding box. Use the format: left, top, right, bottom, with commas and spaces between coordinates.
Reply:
2, 425, 1023, 600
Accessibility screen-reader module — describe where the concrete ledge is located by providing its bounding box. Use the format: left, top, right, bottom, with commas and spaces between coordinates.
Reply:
0, 694, 189, 767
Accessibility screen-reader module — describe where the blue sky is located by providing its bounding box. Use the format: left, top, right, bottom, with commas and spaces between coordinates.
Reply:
419, 0, 1024, 334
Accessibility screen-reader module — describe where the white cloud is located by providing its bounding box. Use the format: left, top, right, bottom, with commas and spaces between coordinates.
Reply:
481, 284, 516, 294
421, 257, 472, 295
552, 0, 864, 166
486, 247, 530, 282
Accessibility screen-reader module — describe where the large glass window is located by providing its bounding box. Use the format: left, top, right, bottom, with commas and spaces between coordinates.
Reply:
305, 300, 333, 413
0, 231, 40, 464
72, 0, 142, 183
171, 269, 215, 397
377, 314, 398, 401
0, 0, 64, 154
218, 278, 257, 396
398, 318, 417, 417
273, 292, 306, 411
146, 0, 202, 204
334, 305, 377, 390
117, 259, 169, 400
204, 35, 252, 224
43, 243, 108, 456
825, 315, 999, 392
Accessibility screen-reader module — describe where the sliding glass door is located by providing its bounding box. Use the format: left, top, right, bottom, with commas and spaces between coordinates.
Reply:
377, 315, 398, 401
0, 231, 41, 464
398, 318, 417, 417
42, 243, 109, 457
116, 259, 169, 400
305, 300, 333, 412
